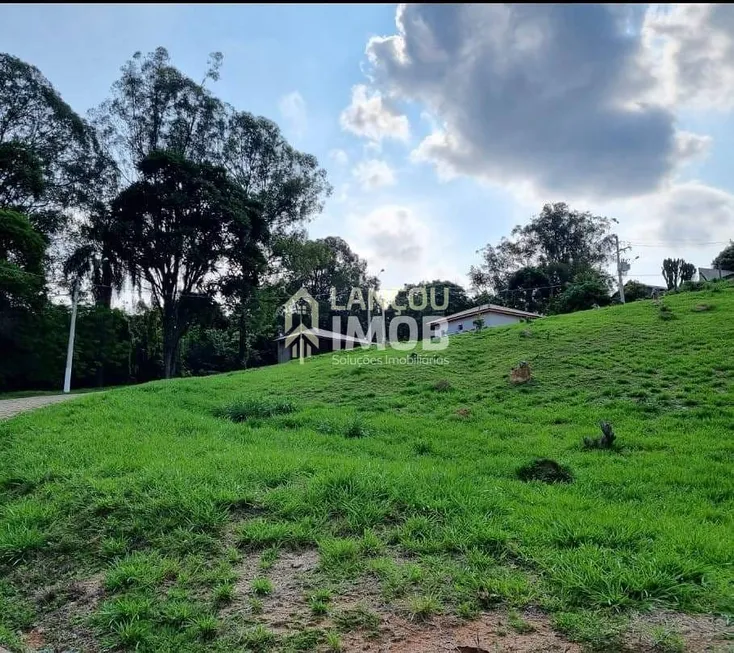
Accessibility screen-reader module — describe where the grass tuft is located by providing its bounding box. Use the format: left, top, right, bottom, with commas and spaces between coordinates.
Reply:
214, 397, 295, 422
251, 577, 273, 596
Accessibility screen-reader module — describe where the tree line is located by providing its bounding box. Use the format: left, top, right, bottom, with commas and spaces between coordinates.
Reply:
1, 49, 731, 392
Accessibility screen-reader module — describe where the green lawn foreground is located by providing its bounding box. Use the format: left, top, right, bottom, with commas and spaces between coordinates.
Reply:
0, 286, 732, 651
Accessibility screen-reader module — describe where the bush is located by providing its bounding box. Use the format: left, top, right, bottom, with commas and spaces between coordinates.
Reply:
583, 421, 617, 450
215, 398, 295, 422
344, 419, 369, 439
658, 303, 675, 321
516, 458, 573, 484
432, 379, 452, 392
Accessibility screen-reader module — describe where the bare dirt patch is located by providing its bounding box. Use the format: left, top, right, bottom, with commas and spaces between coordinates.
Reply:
340, 608, 581, 653
223, 550, 732, 652
624, 610, 733, 652
22, 574, 104, 652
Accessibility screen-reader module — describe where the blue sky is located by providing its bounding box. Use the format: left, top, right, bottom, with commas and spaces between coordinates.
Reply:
2, 4, 733, 293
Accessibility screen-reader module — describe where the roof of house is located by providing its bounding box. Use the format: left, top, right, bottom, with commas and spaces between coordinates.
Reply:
427, 303, 541, 325
274, 326, 370, 345
625, 281, 666, 291
699, 267, 734, 281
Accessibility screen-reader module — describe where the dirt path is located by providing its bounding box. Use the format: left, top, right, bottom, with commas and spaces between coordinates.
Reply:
0, 394, 84, 420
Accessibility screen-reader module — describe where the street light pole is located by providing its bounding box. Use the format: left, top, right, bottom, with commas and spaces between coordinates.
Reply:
63, 278, 80, 394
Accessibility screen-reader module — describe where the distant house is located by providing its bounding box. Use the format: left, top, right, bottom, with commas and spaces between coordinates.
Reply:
698, 267, 734, 282
427, 303, 540, 336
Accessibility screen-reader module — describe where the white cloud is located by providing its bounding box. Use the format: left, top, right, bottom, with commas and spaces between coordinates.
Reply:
340, 84, 410, 143
352, 159, 397, 190
643, 4, 734, 110
345, 205, 465, 289
362, 4, 710, 200
625, 182, 734, 246
329, 149, 349, 166
278, 91, 307, 139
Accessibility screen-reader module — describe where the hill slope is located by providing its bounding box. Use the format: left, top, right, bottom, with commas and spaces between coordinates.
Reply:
1, 285, 733, 651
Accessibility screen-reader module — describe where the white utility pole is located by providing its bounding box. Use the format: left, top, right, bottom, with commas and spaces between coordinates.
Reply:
614, 234, 626, 304
63, 279, 80, 394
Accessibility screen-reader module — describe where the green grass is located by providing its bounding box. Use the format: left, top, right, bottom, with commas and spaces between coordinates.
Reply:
1, 285, 733, 650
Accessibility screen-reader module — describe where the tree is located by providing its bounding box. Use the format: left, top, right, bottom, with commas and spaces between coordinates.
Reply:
108, 151, 266, 378
712, 241, 734, 272
550, 269, 613, 314
471, 203, 614, 314
0, 53, 112, 233
275, 235, 376, 301
221, 111, 331, 235
0, 142, 44, 208
390, 280, 473, 338
217, 198, 268, 366
0, 209, 46, 309
93, 47, 225, 177
623, 280, 653, 302
63, 204, 126, 308
662, 258, 696, 290
271, 234, 378, 333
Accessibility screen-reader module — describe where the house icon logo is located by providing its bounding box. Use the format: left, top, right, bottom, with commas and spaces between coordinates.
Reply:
284, 288, 320, 363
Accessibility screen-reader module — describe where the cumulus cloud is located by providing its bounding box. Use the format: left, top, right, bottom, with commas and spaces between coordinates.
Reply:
346, 205, 465, 288
644, 4, 734, 110
278, 91, 307, 139
329, 149, 349, 166
363, 4, 709, 199
352, 159, 397, 190
340, 84, 410, 143
631, 182, 734, 245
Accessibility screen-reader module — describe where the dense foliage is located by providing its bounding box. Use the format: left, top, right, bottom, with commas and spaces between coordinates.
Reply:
470, 202, 615, 314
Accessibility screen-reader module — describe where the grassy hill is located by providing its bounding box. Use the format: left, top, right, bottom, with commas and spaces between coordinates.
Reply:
1, 284, 732, 651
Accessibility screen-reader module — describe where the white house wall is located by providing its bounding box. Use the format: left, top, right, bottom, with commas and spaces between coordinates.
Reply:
445, 311, 522, 335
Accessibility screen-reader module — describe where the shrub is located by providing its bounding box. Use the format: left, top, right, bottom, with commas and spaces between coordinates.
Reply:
432, 379, 452, 392
657, 303, 675, 321
344, 419, 369, 439
516, 458, 573, 484
214, 398, 295, 422
583, 421, 616, 450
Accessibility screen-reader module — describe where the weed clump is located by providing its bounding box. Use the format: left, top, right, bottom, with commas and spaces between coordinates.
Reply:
344, 419, 369, 438
516, 458, 573, 484
658, 303, 676, 321
413, 439, 434, 455
214, 398, 295, 422
583, 421, 616, 450
432, 379, 452, 392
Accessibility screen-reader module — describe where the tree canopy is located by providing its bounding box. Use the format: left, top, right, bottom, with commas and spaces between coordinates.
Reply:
712, 241, 734, 272
662, 258, 696, 290
0, 208, 46, 309
0, 53, 113, 232
471, 202, 614, 314
108, 151, 268, 377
